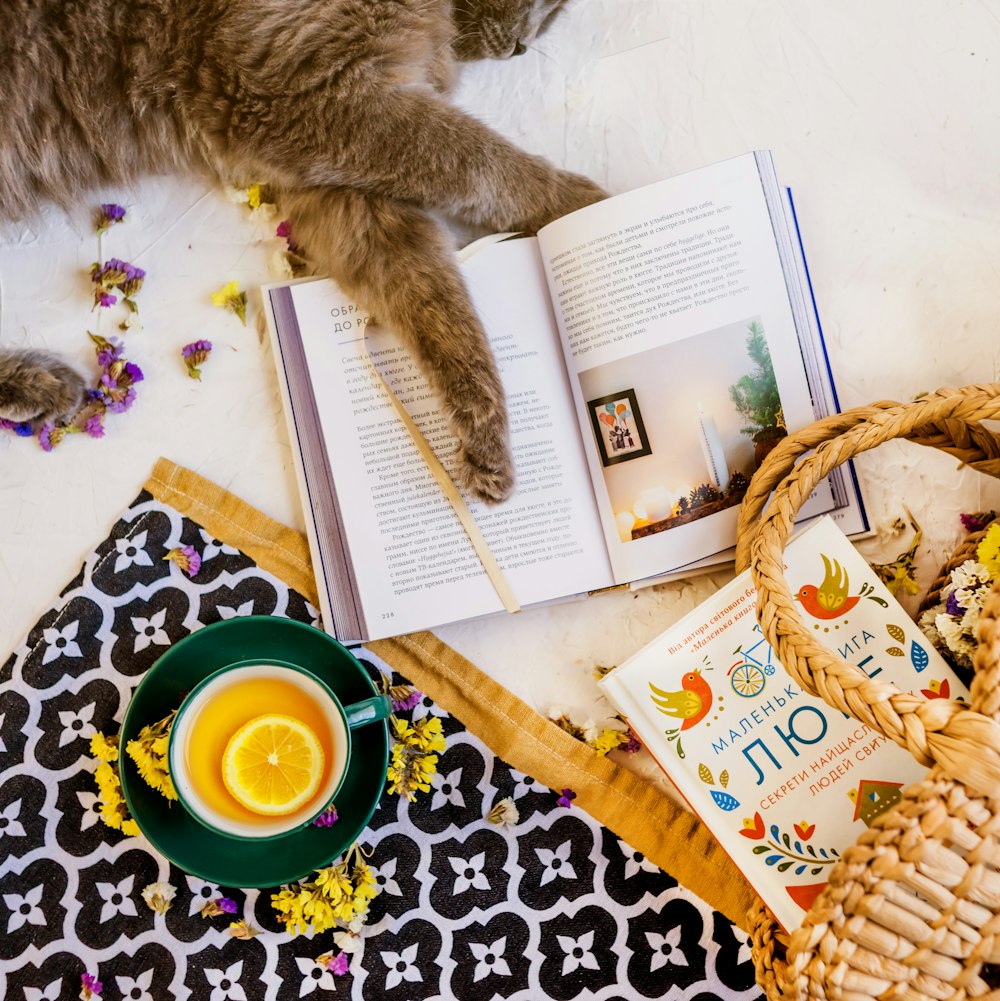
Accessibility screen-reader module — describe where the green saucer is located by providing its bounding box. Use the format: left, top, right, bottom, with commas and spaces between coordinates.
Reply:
119, 616, 389, 888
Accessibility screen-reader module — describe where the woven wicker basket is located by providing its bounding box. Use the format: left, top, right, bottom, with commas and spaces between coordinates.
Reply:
733, 384, 1000, 1001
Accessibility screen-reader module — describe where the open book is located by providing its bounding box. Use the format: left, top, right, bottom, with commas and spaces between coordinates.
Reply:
263, 151, 868, 642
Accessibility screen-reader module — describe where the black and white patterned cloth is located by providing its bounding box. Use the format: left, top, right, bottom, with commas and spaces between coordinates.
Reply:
0, 489, 762, 1000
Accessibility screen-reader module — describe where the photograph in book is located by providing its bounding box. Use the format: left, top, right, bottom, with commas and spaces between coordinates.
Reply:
598, 517, 966, 934
579, 317, 779, 543
587, 388, 651, 466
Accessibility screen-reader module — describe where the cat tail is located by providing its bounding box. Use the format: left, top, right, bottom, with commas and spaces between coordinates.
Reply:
277, 186, 514, 504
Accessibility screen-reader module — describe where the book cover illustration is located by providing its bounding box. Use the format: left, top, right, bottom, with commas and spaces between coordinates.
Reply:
599, 516, 967, 932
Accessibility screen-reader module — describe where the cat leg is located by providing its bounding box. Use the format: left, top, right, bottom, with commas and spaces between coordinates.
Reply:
0, 348, 87, 425
259, 90, 607, 235
278, 186, 514, 503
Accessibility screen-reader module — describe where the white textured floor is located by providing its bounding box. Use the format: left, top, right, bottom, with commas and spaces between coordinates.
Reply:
3, 0, 1000, 755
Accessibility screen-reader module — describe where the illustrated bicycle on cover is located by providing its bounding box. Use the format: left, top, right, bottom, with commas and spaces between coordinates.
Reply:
727, 626, 776, 697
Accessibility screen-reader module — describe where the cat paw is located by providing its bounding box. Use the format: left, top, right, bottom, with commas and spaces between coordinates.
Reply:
458, 444, 515, 504
454, 417, 515, 504
523, 169, 609, 232
0, 349, 87, 425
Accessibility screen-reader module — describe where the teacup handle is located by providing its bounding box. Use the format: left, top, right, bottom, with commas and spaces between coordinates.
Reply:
342, 694, 393, 729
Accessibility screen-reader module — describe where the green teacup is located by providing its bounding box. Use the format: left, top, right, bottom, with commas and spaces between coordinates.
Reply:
168, 659, 391, 841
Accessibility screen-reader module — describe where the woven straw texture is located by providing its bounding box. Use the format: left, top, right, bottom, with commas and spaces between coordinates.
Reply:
735, 384, 1000, 1000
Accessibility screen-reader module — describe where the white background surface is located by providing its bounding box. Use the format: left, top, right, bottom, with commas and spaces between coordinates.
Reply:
3, 0, 1000, 751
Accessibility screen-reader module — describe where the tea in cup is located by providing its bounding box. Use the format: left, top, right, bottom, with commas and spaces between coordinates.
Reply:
168, 660, 391, 840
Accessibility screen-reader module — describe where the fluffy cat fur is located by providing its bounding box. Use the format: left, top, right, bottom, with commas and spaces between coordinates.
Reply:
0, 0, 606, 501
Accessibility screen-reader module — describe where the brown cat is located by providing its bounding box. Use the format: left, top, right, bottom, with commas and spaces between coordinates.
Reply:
0, 0, 606, 501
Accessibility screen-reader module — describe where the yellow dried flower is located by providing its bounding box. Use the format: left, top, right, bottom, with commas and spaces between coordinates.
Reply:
228, 920, 262, 940
977, 524, 1000, 579
125, 710, 178, 801
871, 509, 922, 596
90, 731, 119, 763
271, 845, 379, 936
210, 280, 248, 325
592, 728, 627, 756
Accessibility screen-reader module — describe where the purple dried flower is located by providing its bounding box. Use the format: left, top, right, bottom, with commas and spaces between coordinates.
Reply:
557, 788, 576, 808
945, 590, 965, 616
80, 972, 103, 999
182, 340, 213, 380
311, 804, 339, 827
276, 220, 293, 240
97, 291, 117, 308
164, 545, 201, 577
961, 512, 995, 533
182, 339, 213, 358
97, 203, 127, 235
390, 686, 422, 712
124, 361, 144, 383
84, 414, 105, 439
216, 896, 238, 914
327, 952, 349, 976
624, 729, 641, 754
106, 386, 136, 414
94, 336, 125, 368
13, 422, 33, 437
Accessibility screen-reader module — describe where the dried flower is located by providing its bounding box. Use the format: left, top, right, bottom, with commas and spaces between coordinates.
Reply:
623, 729, 642, 753
164, 545, 202, 577
181, 339, 213, 379
557, 788, 577, 808
90, 732, 120, 762
96, 203, 126, 234
211, 280, 247, 325
961, 511, 996, 533
202, 895, 239, 917
871, 509, 921, 596
84, 414, 105, 439
91, 258, 145, 309
97, 291, 117, 308
91, 753, 140, 837
38, 424, 67, 452
386, 716, 445, 801
327, 952, 350, 976
271, 844, 377, 936
389, 684, 422, 712
312, 804, 339, 827
80, 972, 103, 1000
486, 797, 519, 827
142, 881, 176, 914
125, 709, 178, 801
228, 919, 262, 940
978, 524, 1000, 578
592, 727, 627, 756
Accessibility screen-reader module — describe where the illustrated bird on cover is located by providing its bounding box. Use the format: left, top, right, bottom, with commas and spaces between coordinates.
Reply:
794, 554, 888, 619
649, 670, 713, 728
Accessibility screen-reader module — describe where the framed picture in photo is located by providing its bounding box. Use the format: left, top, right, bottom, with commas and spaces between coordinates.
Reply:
587, 389, 652, 466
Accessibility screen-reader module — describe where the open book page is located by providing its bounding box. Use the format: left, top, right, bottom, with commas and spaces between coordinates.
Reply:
272, 238, 612, 641
535, 152, 835, 585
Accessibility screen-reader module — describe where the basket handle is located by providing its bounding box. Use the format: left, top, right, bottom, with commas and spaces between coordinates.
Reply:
737, 384, 1000, 797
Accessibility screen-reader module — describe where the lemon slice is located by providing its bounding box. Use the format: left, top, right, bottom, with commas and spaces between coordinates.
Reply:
222, 714, 325, 816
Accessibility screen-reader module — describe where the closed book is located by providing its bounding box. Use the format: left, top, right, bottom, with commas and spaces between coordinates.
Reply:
598, 516, 967, 932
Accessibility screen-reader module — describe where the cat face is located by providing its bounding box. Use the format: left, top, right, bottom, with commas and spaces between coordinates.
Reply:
452, 0, 569, 61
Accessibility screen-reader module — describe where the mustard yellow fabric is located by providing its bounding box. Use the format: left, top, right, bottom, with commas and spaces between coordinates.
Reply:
145, 457, 758, 930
